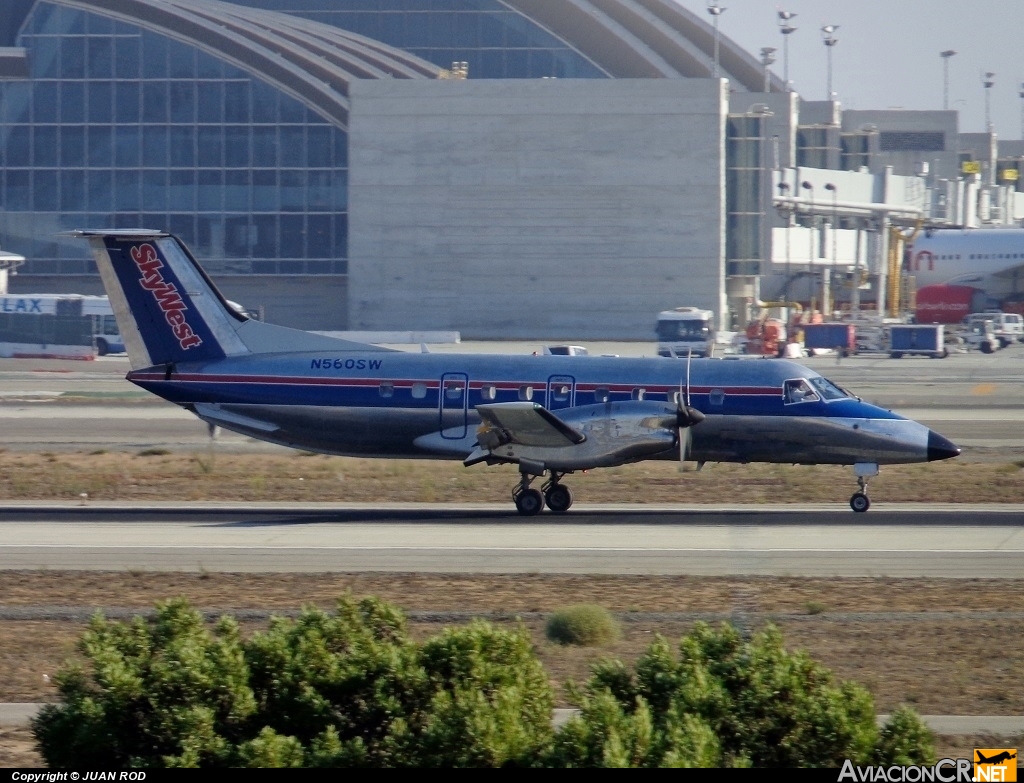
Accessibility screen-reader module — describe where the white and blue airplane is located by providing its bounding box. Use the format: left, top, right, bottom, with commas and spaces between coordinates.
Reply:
73, 229, 960, 514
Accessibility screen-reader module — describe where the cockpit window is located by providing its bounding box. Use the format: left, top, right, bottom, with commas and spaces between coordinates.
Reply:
783, 378, 819, 404
808, 376, 851, 401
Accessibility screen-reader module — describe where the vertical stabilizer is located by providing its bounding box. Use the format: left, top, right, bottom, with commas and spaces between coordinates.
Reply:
72, 229, 393, 370
74, 229, 248, 369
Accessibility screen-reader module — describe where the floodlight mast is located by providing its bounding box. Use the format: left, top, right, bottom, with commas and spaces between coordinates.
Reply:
983, 71, 995, 132
1019, 82, 1024, 139
940, 50, 956, 111
821, 25, 839, 100
760, 47, 776, 93
777, 10, 796, 91
707, 2, 726, 79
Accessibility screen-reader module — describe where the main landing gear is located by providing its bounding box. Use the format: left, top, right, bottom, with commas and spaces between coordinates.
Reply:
512, 470, 574, 515
849, 462, 879, 513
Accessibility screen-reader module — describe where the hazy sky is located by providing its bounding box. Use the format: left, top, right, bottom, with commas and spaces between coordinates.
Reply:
677, 0, 1024, 139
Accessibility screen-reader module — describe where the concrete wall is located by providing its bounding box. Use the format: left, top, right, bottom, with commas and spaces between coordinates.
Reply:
348, 78, 726, 340
843, 110, 960, 181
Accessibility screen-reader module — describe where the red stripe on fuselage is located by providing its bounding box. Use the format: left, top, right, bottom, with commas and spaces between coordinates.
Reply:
126, 371, 781, 396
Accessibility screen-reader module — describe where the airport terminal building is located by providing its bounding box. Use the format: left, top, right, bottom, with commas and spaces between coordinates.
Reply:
0, 0, 1021, 336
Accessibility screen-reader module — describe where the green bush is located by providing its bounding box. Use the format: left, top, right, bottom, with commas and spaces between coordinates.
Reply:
32, 598, 257, 768
549, 622, 935, 768
34, 595, 555, 768
33, 600, 935, 769
545, 604, 620, 647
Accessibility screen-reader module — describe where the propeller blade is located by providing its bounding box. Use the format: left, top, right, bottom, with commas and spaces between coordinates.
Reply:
676, 348, 705, 429
685, 348, 692, 407
675, 350, 704, 461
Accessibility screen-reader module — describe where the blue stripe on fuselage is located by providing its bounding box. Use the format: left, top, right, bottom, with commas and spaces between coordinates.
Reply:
126, 353, 904, 422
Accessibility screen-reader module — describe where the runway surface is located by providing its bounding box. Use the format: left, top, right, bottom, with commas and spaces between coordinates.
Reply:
1, 350, 1023, 577
2, 503, 1022, 577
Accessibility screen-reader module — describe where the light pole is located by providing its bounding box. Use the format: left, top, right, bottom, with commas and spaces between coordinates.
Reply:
824, 183, 838, 317
1019, 83, 1024, 139
777, 10, 796, 91
983, 72, 995, 132
821, 25, 839, 100
777, 181, 792, 305
760, 47, 776, 93
707, 2, 726, 79
801, 180, 815, 313
940, 50, 956, 110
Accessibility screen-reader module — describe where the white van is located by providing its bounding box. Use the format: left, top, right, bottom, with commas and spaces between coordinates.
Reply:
962, 312, 1024, 348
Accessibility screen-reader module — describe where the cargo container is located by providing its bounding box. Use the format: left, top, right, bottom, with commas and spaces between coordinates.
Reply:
802, 323, 856, 357
889, 324, 947, 358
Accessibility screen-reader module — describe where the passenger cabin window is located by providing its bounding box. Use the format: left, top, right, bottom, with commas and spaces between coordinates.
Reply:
411, 382, 427, 399
519, 385, 533, 401
631, 388, 645, 401
595, 386, 610, 403
481, 385, 496, 401
709, 388, 725, 406
552, 385, 570, 403
783, 379, 819, 404
445, 381, 464, 400
378, 381, 394, 398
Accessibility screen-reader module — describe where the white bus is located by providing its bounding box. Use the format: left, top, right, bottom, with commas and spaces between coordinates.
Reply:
0, 293, 124, 358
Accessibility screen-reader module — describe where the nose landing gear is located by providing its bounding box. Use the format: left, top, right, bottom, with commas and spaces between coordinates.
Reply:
850, 462, 879, 513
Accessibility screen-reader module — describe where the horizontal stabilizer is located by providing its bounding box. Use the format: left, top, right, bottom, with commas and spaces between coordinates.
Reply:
476, 402, 586, 448
193, 403, 280, 435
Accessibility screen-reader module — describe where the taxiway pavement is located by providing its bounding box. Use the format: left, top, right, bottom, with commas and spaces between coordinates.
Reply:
1, 503, 1022, 577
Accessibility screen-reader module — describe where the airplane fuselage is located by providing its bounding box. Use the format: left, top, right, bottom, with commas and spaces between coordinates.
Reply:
909, 228, 1024, 291
127, 352, 946, 469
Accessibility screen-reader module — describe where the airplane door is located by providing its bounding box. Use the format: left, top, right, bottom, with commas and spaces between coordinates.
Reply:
546, 375, 575, 411
439, 373, 468, 439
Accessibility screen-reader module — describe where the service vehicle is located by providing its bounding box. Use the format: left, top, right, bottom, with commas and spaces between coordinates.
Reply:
962, 312, 1023, 348
656, 307, 715, 358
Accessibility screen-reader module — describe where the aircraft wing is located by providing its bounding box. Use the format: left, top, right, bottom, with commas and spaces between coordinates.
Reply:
475, 402, 586, 448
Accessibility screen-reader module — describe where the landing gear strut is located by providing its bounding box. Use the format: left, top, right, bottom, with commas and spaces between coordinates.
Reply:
512, 466, 544, 516
512, 469, 574, 515
849, 462, 878, 513
542, 472, 573, 514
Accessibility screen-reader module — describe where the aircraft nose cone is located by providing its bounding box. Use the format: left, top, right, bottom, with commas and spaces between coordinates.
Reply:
927, 430, 961, 461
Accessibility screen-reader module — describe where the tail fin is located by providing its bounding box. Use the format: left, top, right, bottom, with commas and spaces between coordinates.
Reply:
72, 229, 391, 369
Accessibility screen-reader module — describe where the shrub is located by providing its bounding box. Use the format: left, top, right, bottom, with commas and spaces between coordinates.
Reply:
551, 622, 935, 768
35, 595, 555, 768
545, 604, 620, 647
32, 598, 256, 768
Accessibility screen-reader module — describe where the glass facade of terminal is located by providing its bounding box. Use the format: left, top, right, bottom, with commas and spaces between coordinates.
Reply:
242, 0, 605, 80
0, 0, 604, 277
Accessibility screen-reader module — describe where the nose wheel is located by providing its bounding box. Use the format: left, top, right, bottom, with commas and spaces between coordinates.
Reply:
849, 463, 878, 512
850, 490, 870, 513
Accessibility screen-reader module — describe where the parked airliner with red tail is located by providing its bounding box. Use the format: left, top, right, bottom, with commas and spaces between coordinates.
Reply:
909, 228, 1024, 322
73, 230, 960, 513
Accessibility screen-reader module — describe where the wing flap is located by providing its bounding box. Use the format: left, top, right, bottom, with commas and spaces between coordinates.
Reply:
475, 402, 585, 448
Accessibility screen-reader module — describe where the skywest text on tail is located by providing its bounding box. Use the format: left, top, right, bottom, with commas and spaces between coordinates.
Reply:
72, 229, 960, 515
